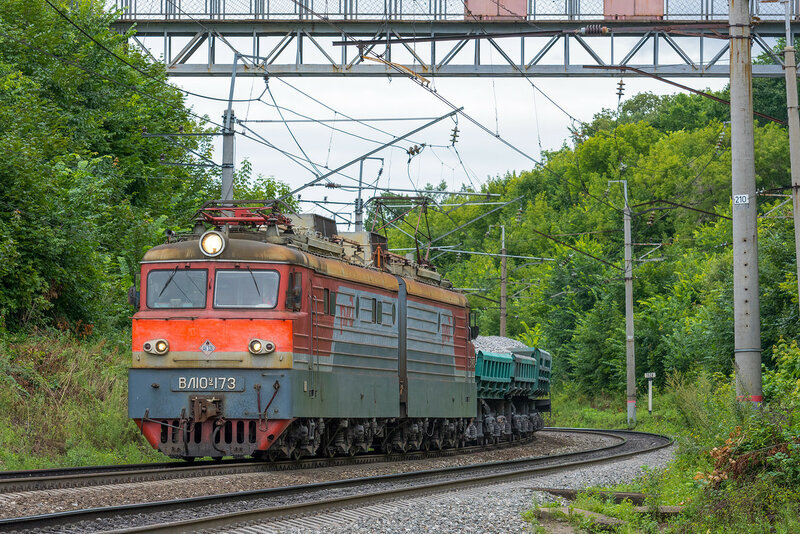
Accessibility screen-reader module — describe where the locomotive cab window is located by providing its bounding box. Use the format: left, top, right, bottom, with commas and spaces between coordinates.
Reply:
214, 270, 280, 308
146, 268, 207, 309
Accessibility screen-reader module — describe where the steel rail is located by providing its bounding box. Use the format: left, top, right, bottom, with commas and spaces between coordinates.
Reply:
0, 429, 670, 532
115, 429, 670, 534
0, 434, 533, 493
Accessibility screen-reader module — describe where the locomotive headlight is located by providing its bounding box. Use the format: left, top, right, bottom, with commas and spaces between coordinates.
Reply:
199, 230, 225, 257
249, 339, 275, 355
143, 339, 170, 355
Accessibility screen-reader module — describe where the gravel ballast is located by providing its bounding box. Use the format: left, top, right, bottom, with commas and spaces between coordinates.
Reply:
248, 444, 677, 534
472, 336, 528, 352
0, 431, 614, 520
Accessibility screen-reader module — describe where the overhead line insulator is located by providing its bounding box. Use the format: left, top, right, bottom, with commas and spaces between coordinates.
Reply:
450, 125, 459, 146
579, 24, 610, 35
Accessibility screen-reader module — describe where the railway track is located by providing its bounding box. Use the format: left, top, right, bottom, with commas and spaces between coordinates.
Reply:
0, 435, 540, 494
0, 429, 671, 533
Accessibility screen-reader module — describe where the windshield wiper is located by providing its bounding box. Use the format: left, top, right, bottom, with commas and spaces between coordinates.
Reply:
158, 266, 180, 297
247, 267, 261, 296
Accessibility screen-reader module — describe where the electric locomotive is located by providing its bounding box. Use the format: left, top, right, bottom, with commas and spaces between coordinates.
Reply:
128, 201, 549, 460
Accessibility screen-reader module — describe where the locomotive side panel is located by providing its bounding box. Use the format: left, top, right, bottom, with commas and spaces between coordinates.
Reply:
288, 271, 401, 418
403, 279, 475, 419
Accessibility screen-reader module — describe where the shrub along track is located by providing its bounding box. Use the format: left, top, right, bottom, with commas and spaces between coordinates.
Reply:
0, 429, 671, 533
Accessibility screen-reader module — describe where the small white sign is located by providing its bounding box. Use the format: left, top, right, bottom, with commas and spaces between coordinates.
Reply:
644, 372, 656, 379
734, 194, 749, 205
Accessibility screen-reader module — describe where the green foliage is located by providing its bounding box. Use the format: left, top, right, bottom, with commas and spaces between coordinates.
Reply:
540, 355, 800, 533
232, 159, 298, 210
0, 330, 163, 469
384, 81, 797, 394
516, 321, 542, 347
763, 338, 800, 403
0, 0, 221, 331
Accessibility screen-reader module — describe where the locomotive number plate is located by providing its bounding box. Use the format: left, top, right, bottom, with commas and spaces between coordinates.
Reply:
171, 376, 245, 392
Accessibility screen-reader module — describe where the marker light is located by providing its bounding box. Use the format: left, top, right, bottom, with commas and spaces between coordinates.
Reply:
199, 230, 225, 257
249, 339, 276, 355
143, 339, 170, 355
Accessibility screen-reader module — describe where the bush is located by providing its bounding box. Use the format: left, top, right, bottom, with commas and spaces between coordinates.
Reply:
0, 330, 162, 469
536, 357, 800, 533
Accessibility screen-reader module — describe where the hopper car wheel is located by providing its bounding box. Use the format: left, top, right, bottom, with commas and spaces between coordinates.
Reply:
348, 446, 357, 457
422, 440, 430, 451
183, 457, 196, 463
291, 449, 302, 461
212, 456, 223, 462
268, 450, 279, 462
325, 447, 337, 458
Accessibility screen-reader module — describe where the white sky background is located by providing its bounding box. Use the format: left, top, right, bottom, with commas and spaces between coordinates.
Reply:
175, 74, 729, 227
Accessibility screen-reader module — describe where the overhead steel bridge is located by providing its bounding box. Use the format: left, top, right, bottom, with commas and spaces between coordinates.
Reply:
111, 0, 799, 77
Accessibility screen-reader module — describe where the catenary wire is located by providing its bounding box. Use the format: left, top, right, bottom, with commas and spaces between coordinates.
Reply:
283, 0, 624, 213
264, 79, 324, 176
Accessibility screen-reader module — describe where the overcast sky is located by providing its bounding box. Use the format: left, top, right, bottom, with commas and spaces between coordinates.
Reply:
175, 75, 729, 227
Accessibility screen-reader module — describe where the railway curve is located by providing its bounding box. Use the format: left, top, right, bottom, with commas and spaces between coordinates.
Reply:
0, 428, 671, 533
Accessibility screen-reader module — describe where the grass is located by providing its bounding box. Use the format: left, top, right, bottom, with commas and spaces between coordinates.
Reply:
0, 329, 164, 470
3, 329, 798, 533
530, 374, 800, 533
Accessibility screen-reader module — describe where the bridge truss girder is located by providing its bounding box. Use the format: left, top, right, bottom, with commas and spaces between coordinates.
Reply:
114, 20, 793, 78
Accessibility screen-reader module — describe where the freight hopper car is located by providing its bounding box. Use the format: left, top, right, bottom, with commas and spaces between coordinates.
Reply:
473, 348, 551, 442
128, 202, 549, 460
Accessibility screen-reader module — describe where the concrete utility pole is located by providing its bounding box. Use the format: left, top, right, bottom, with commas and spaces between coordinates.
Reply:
354, 157, 383, 232
610, 179, 636, 426
782, 0, 800, 316
221, 109, 236, 200
500, 225, 507, 337
730, 0, 763, 403
355, 159, 365, 232
221, 52, 240, 202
